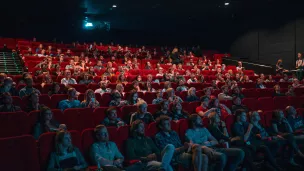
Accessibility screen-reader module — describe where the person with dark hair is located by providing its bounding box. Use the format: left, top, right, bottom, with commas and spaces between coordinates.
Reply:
273, 84, 285, 97
256, 78, 266, 89
186, 114, 245, 171
152, 90, 164, 104
79, 73, 94, 85
0, 92, 21, 112
25, 91, 44, 112
171, 102, 189, 121
0, 78, 18, 96
61, 70, 77, 86
154, 100, 173, 120
231, 86, 244, 99
232, 109, 282, 171
58, 88, 81, 111
47, 131, 88, 170
81, 89, 100, 108
155, 116, 207, 171
286, 106, 304, 133
285, 85, 295, 96
95, 81, 111, 96
166, 88, 183, 103
32, 106, 65, 139
109, 91, 128, 107
19, 77, 41, 98
176, 79, 188, 92
126, 120, 175, 171
218, 85, 232, 101
130, 100, 154, 125
185, 87, 199, 102
102, 107, 125, 127
127, 90, 139, 105
231, 96, 248, 114
196, 96, 217, 117
48, 82, 62, 96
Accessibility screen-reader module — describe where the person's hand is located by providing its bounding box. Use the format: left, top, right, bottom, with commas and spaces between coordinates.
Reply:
72, 165, 81, 170
221, 121, 226, 127
248, 123, 254, 130
146, 153, 157, 161
219, 139, 225, 144
277, 135, 284, 140
113, 159, 122, 167
184, 142, 192, 149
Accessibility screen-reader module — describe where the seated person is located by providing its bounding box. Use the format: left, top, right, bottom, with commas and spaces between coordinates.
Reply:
232, 110, 282, 170
196, 96, 217, 117
0, 78, 19, 96
115, 84, 125, 96
161, 81, 172, 93
116, 74, 128, 85
166, 88, 183, 104
273, 84, 285, 96
0, 92, 21, 112
58, 88, 81, 111
72, 66, 82, 77
231, 96, 249, 114
19, 77, 41, 98
155, 116, 207, 171
209, 98, 232, 118
65, 59, 75, 70
47, 131, 87, 170
152, 90, 164, 104
256, 78, 266, 89
185, 87, 199, 102
81, 89, 100, 108
218, 85, 232, 101
154, 100, 173, 120
109, 91, 128, 107
176, 79, 188, 92
130, 100, 154, 125
126, 120, 175, 171
186, 114, 245, 171
102, 107, 125, 127
285, 85, 295, 96
186, 73, 198, 84
48, 82, 63, 96
33, 106, 66, 139
79, 73, 94, 85
25, 91, 44, 113
94, 81, 111, 95
231, 86, 244, 99
93, 60, 104, 70
127, 90, 139, 105
61, 70, 77, 85
286, 106, 304, 133
171, 102, 189, 121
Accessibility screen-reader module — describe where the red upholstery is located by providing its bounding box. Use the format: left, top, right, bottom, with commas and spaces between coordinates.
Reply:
70, 84, 88, 93
50, 94, 68, 109
143, 92, 157, 104
257, 97, 274, 111
81, 128, 95, 163
120, 105, 138, 123
225, 115, 235, 134
0, 135, 40, 171
178, 119, 188, 143
179, 91, 188, 101
263, 111, 273, 127
242, 98, 257, 111
51, 109, 65, 123
117, 125, 130, 151
242, 89, 258, 98
296, 108, 304, 117
92, 107, 108, 126
12, 96, 25, 110
146, 122, 157, 137
256, 88, 274, 97
0, 111, 28, 138
188, 101, 201, 114
63, 108, 94, 131
288, 96, 304, 109
294, 88, 304, 96
39, 94, 51, 108
99, 93, 112, 107
148, 104, 161, 115
273, 96, 290, 110
27, 110, 40, 134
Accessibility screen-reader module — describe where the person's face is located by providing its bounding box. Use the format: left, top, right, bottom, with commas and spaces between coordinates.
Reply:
137, 76, 142, 81
132, 93, 138, 101
139, 103, 147, 113
3, 95, 12, 105
202, 98, 209, 107
54, 84, 60, 93
108, 110, 117, 120
239, 112, 247, 122
233, 97, 241, 105
298, 53, 302, 58
84, 74, 89, 80
162, 101, 169, 110
179, 80, 184, 85
235, 74, 240, 79
223, 87, 229, 94
260, 74, 265, 79
69, 90, 77, 98
107, 62, 112, 68
251, 112, 260, 122
90, 67, 94, 72
175, 103, 182, 110
233, 87, 240, 94
44, 110, 53, 121
97, 128, 109, 142
62, 133, 72, 147
161, 120, 171, 132
147, 75, 152, 81
65, 71, 71, 78
191, 89, 196, 95
97, 61, 102, 65
156, 92, 162, 98
87, 91, 94, 99
70, 60, 74, 65
274, 85, 280, 91
136, 123, 145, 136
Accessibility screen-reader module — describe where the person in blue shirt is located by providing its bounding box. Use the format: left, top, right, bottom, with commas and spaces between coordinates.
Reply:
58, 88, 81, 111
286, 106, 304, 133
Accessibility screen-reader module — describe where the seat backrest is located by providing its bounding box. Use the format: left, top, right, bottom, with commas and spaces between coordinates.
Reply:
273, 96, 290, 110
92, 107, 109, 126
178, 119, 189, 143
147, 104, 160, 115
120, 105, 138, 123
294, 87, 304, 96
39, 94, 51, 108
257, 88, 274, 97
263, 111, 274, 127
143, 92, 157, 104
146, 122, 157, 137
12, 96, 25, 111
241, 89, 258, 98
63, 108, 94, 131
116, 125, 130, 151
0, 135, 40, 171
27, 110, 40, 134
225, 115, 235, 134
81, 128, 95, 164
0, 111, 28, 138
99, 93, 112, 107
257, 97, 274, 111
288, 96, 304, 109
50, 94, 68, 109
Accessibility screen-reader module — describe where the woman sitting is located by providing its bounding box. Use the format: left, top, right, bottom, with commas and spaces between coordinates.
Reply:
79, 73, 94, 85
47, 131, 88, 170
102, 107, 125, 128
186, 87, 199, 102
48, 82, 63, 96
109, 91, 129, 107
154, 100, 173, 120
208, 98, 232, 119
33, 106, 66, 139
81, 89, 100, 108
25, 91, 44, 113
171, 102, 189, 121
116, 74, 128, 85
129, 99, 154, 125
0, 92, 21, 112
176, 79, 188, 92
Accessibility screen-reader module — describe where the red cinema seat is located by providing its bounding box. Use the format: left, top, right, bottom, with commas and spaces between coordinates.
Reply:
181, 102, 190, 113
38, 131, 81, 171
70, 84, 87, 93
88, 83, 99, 90
0, 135, 40, 171
189, 101, 201, 114
179, 91, 188, 101
143, 92, 157, 104
42, 84, 65, 94
93, 107, 109, 126
12, 96, 25, 110
51, 109, 65, 124
279, 82, 291, 89
0, 111, 28, 138
151, 83, 160, 90
265, 82, 277, 88
257, 97, 275, 111
242, 89, 258, 98
225, 115, 235, 134
220, 100, 232, 109
120, 105, 138, 123
78, 93, 85, 102
288, 96, 304, 109
240, 82, 255, 89
117, 125, 130, 151
256, 88, 274, 97
63, 108, 94, 131
178, 119, 189, 143
38, 94, 51, 108
146, 122, 157, 137
189, 83, 204, 91
81, 128, 95, 163
50, 94, 68, 109
296, 108, 304, 117
273, 96, 290, 110
148, 104, 161, 115
294, 88, 304, 96
202, 117, 210, 128
100, 93, 112, 107
242, 98, 257, 111
263, 111, 273, 127
27, 110, 40, 134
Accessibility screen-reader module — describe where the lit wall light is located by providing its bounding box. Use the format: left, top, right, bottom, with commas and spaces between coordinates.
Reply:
225, 2, 229, 5
112, 5, 117, 8
85, 23, 93, 27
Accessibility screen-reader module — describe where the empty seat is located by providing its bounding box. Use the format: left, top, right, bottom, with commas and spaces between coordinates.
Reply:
257, 97, 275, 111
188, 101, 201, 114
273, 96, 290, 110
242, 98, 258, 111
256, 88, 274, 97
63, 108, 94, 131
0, 111, 28, 138
148, 104, 161, 115
70, 84, 88, 93
38, 94, 51, 108
0, 135, 40, 171
242, 89, 258, 98
288, 96, 304, 109
225, 115, 235, 134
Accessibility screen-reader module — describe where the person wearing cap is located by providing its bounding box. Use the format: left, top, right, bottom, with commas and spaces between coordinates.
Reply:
58, 88, 81, 111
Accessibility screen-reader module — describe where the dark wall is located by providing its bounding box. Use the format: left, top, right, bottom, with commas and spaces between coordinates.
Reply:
230, 19, 304, 69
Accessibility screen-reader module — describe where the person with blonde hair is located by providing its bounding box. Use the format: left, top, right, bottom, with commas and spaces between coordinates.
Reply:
129, 99, 154, 125
47, 131, 87, 170
81, 89, 100, 108
186, 87, 199, 102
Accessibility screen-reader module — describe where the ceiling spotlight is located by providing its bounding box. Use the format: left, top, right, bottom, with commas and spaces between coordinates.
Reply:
225, 2, 229, 5
112, 5, 117, 8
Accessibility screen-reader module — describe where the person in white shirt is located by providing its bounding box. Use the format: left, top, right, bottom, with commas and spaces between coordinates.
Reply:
61, 70, 77, 85
236, 61, 244, 71
218, 85, 233, 101
94, 81, 111, 95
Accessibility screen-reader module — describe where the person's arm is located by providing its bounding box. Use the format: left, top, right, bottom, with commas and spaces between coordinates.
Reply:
282, 118, 293, 133
147, 138, 161, 157
112, 142, 124, 166
75, 148, 88, 169
47, 153, 59, 171
244, 124, 253, 142
206, 129, 219, 146
125, 139, 141, 160
198, 108, 215, 117
221, 104, 232, 114
90, 144, 114, 166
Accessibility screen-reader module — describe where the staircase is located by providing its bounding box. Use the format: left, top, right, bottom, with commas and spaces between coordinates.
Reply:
0, 51, 24, 75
